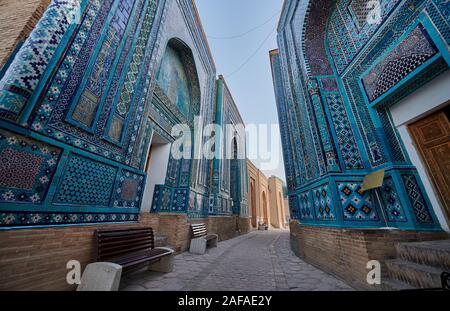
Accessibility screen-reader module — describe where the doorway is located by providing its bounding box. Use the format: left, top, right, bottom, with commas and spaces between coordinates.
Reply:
408, 105, 450, 221
141, 133, 171, 212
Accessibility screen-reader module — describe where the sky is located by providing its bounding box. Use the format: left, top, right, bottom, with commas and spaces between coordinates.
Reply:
195, 0, 286, 181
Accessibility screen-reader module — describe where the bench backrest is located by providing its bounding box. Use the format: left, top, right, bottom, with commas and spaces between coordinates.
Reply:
191, 223, 207, 238
95, 227, 155, 262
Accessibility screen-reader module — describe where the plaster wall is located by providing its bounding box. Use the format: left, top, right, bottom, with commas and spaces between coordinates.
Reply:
247, 160, 272, 228
142, 139, 172, 213
389, 71, 450, 232
269, 176, 287, 229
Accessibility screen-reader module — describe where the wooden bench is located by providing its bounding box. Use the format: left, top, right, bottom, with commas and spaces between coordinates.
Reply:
189, 223, 218, 255
95, 227, 174, 273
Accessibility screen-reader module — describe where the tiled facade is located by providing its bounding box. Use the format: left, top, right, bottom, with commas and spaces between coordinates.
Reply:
270, 0, 450, 231
0, 0, 253, 290
211, 76, 248, 218
0, 0, 249, 229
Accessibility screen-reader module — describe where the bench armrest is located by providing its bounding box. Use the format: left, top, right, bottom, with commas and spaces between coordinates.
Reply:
154, 246, 175, 254
149, 248, 175, 273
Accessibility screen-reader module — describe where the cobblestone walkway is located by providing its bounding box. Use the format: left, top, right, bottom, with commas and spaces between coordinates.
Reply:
120, 231, 353, 291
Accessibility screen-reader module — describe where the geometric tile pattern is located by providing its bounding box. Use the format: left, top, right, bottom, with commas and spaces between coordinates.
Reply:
287, 5, 324, 180
173, 189, 189, 211
159, 185, 173, 212
142, 0, 221, 222
327, 0, 401, 74
151, 185, 191, 214
0, 0, 220, 229
308, 80, 339, 172
326, 94, 364, 170
312, 185, 335, 221
302, 0, 334, 75
338, 2, 441, 171
151, 185, 163, 212
343, 72, 387, 167
380, 177, 407, 222
0, 149, 44, 190
362, 25, 438, 102
279, 52, 313, 183
426, 0, 450, 45
0, 211, 138, 227
0, 129, 61, 204
230, 158, 241, 215
298, 192, 314, 220
289, 195, 300, 220
320, 77, 339, 92
402, 174, 433, 224
338, 182, 379, 221
113, 170, 145, 208
0, 0, 83, 120
107, 0, 160, 143
30, 0, 159, 166
377, 108, 407, 163
54, 154, 117, 206
72, 0, 135, 129
373, 51, 449, 109
210, 77, 247, 217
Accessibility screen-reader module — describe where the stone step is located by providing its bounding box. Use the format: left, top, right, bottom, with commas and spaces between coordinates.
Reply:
385, 259, 445, 289
380, 278, 416, 291
396, 240, 450, 270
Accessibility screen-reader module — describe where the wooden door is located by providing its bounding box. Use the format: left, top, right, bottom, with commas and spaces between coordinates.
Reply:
409, 105, 450, 220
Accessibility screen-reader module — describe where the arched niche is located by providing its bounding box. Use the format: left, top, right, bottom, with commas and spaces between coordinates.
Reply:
262, 191, 268, 225
300, 0, 335, 76
156, 38, 201, 121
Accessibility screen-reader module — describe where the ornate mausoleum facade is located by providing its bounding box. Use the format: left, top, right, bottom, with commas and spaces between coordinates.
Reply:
211, 75, 251, 231
271, 0, 450, 289
0, 0, 249, 290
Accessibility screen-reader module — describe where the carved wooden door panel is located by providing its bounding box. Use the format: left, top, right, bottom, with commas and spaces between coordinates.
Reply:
409, 105, 450, 221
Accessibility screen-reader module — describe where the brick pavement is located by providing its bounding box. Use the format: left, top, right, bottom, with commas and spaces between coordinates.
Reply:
120, 230, 353, 291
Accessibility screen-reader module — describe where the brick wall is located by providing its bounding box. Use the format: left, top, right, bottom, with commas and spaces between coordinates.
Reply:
0, 0, 51, 68
0, 213, 160, 291
156, 214, 213, 253
238, 217, 253, 235
290, 221, 449, 290
0, 213, 250, 290
156, 215, 251, 252
208, 216, 238, 241
156, 214, 192, 253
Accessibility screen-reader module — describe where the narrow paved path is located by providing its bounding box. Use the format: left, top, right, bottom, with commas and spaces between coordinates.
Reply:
120, 231, 353, 291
